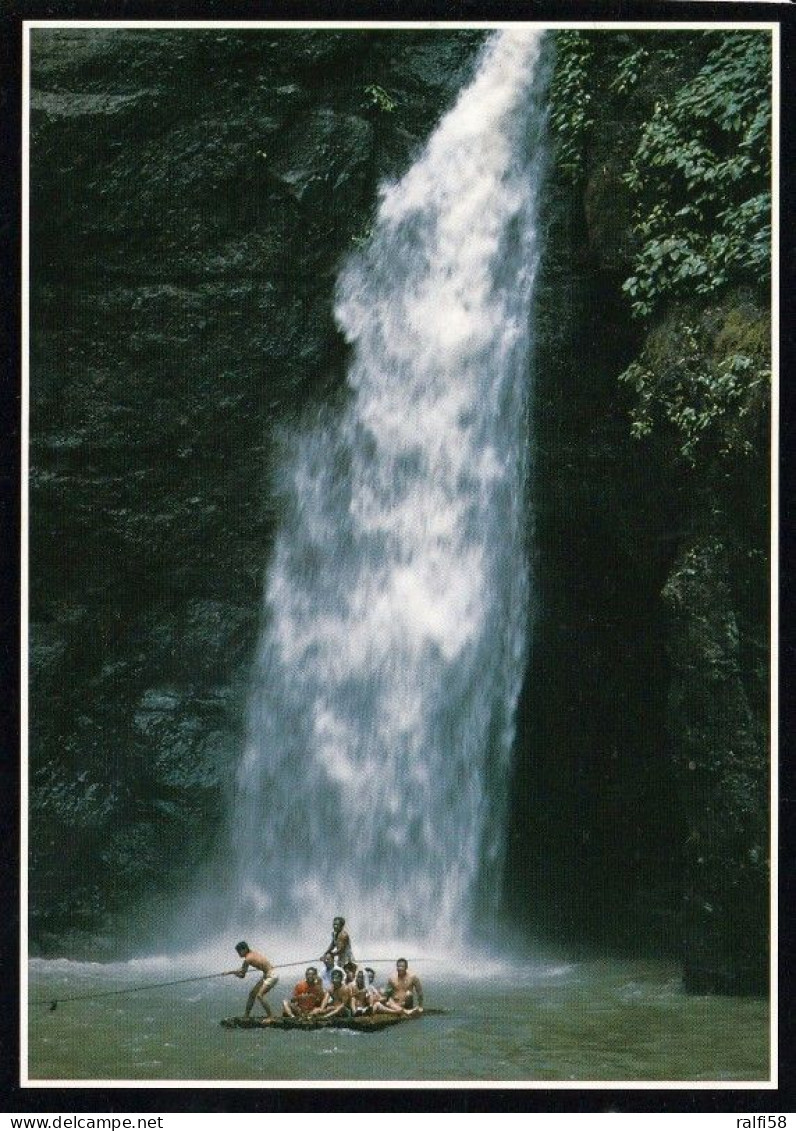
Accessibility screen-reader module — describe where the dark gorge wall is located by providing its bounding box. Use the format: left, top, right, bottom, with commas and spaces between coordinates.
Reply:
503, 171, 686, 959
28, 28, 485, 954
504, 30, 770, 994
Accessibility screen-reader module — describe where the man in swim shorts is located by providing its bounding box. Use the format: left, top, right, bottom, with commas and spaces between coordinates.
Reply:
373, 957, 423, 1017
233, 940, 279, 1020
349, 968, 375, 1014
327, 916, 354, 966
364, 966, 383, 1002
314, 967, 352, 1019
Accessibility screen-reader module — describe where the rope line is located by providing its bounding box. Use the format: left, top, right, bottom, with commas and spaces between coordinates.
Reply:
31, 957, 433, 1007
31, 969, 238, 1007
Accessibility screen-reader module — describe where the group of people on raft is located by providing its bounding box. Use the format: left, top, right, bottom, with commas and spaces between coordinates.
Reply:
232, 916, 424, 1022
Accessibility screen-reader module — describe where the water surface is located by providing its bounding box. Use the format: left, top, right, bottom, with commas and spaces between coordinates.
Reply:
28, 956, 769, 1084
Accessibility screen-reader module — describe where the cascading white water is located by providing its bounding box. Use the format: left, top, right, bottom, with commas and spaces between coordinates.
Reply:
233, 28, 549, 949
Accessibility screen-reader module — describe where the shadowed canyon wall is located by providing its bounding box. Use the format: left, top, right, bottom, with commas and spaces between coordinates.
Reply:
29, 27, 486, 952
504, 30, 769, 994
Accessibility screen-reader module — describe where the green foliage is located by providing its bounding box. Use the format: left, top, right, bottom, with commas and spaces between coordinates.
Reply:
549, 31, 595, 182
622, 33, 771, 317
362, 83, 397, 115
619, 310, 769, 465
608, 45, 673, 96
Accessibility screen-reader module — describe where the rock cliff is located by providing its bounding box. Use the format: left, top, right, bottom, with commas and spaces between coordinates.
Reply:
504, 30, 769, 994
29, 27, 484, 954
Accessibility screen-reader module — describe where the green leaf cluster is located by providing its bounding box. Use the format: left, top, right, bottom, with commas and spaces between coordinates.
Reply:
362, 83, 397, 115
619, 309, 769, 465
622, 33, 771, 317
549, 31, 772, 465
549, 31, 595, 182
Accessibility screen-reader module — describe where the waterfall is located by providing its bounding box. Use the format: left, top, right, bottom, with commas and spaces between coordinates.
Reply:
232, 29, 549, 950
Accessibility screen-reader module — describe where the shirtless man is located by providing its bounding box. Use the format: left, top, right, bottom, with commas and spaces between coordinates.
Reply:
373, 957, 423, 1017
233, 940, 279, 1020
349, 968, 373, 1015
327, 916, 354, 966
282, 966, 325, 1019
312, 967, 352, 1019
364, 966, 383, 1003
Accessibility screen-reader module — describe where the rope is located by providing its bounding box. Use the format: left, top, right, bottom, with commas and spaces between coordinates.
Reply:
31, 969, 240, 1008
272, 956, 408, 970
31, 956, 431, 1009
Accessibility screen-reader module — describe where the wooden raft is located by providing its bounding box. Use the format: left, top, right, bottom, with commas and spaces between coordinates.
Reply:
221, 1010, 444, 1033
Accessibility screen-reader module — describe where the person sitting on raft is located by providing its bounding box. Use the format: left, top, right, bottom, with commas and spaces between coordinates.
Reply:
319, 951, 341, 991
349, 968, 374, 1015
372, 957, 423, 1017
282, 966, 325, 1019
343, 960, 358, 985
312, 967, 352, 1019
326, 916, 354, 966
364, 966, 383, 1002
233, 940, 279, 1020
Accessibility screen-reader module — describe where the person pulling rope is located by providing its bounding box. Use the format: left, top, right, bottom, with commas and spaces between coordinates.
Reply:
31, 955, 421, 1010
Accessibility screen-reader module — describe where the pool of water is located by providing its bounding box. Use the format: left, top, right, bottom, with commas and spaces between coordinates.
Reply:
27, 955, 770, 1084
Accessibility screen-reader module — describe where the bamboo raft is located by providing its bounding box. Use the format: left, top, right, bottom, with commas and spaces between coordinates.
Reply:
221, 1009, 444, 1033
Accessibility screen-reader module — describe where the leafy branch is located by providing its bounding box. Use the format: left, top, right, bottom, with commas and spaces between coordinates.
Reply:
622, 33, 771, 317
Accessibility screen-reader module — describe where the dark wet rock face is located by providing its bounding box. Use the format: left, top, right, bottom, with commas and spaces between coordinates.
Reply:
28, 28, 485, 954
665, 537, 769, 995
504, 33, 769, 995
504, 171, 685, 962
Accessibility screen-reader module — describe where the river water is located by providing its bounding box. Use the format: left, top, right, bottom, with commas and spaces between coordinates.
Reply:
27, 955, 768, 1084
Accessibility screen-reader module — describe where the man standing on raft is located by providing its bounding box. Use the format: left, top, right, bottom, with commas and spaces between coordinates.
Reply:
233, 940, 279, 1020
326, 916, 354, 966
